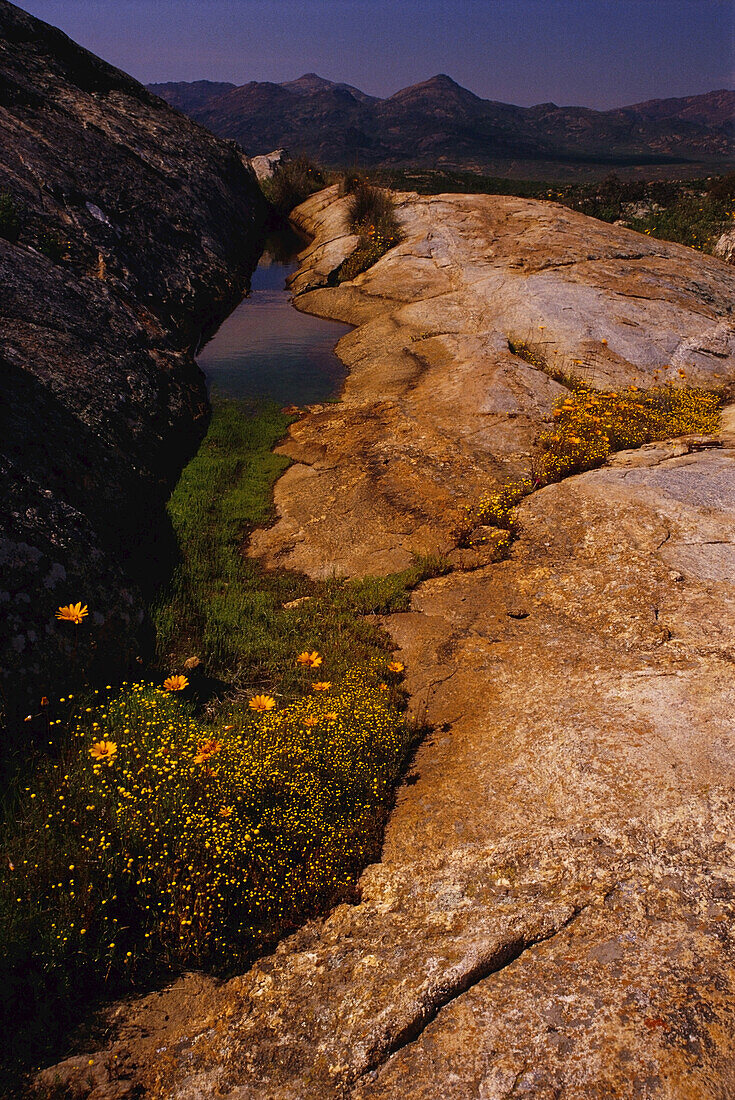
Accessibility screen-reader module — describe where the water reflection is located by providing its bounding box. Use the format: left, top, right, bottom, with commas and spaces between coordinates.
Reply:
197, 226, 350, 406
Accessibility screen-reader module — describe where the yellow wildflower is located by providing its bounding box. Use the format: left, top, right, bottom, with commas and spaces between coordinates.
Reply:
56, 602, 88, 624
90, 740, 117, 764
193, 738, 222, 763
249, 694, 276, 712
163, 675, 188, 692
296, 650, 322, 668
387, 661, 404, 673
312, 682, 332, 692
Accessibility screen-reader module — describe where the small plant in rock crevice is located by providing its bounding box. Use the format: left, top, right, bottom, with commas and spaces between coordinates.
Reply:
458, 375, 720, 549
334, 180, 404, 282
0, 190, 22, 243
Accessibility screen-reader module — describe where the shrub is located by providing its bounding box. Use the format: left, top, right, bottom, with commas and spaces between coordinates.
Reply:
260, 156, 326, 215
347, 180, 399, 234
0, 190, 21, 243
335, 181, 403, 282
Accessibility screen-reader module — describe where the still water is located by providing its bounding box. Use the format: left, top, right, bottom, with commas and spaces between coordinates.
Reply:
197, 228, 350, 405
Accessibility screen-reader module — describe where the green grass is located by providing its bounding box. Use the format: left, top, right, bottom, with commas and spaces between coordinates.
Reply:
153, 398, 447, 698
153, 399, 301, 681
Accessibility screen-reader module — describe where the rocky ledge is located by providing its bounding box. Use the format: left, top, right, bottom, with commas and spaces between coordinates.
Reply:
42, 193, 735, 1096
0, 0, 267, 721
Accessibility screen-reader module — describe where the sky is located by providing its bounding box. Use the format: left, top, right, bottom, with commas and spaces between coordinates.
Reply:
16, 0, 734, 109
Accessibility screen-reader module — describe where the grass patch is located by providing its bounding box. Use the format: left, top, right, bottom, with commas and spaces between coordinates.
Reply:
153, 399, 446, 696
152, 399, 300, 682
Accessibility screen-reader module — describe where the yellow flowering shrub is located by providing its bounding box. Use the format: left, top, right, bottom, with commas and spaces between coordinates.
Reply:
534, 381, 720, 484
2, 663, 411, 981
456, 478, 533, 550
458, 380, 719, 550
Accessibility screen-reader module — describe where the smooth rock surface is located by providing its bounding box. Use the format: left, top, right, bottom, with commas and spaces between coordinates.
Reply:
250, 186, 735, 580
41, 193, 735, 1098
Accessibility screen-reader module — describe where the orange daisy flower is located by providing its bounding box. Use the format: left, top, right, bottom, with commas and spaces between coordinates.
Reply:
296, 650, 322, 668
249, 694, 276, 712
90, 740, 117, 764
56, 602, 88, 624
163, 675, 188, 692
193, 738, 222, 764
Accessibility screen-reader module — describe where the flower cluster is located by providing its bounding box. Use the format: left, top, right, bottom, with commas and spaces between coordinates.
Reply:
457, 377, 719, 554
3, 656, 410, 978
534, 380, 719, 484
457, 478, 533, 550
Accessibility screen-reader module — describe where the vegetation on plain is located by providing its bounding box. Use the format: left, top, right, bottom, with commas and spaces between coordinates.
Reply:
363, 168, 735, 256
259, 155, 326, 215
0, 399, 446, 1088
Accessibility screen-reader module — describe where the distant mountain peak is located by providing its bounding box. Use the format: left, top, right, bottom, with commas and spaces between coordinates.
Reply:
387, 73, 482, 106
280, 72, 377, 103
428, 73, 466, 87
284, 73, 334, 91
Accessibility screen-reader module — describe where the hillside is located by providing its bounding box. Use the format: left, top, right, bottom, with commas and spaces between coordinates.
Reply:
148, 73, 735, 178
0, 0, 268, 723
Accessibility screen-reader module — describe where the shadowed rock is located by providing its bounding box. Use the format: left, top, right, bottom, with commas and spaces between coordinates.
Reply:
0, 0, 268, 720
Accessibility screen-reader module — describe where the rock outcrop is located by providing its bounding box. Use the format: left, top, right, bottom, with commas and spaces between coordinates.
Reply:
0, 0, 268, 720
714, 225, 735, 265
250, 148, 289, 182
252, 185, 735, 579
40, 194, 735, 1096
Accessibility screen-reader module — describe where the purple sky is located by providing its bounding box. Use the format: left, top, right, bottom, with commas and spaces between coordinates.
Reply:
16, 0, 734, 109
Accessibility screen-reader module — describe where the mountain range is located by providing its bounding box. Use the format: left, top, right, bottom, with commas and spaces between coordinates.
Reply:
148, 74, 734, 178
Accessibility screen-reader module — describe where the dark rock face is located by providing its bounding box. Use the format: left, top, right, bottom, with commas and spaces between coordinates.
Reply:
149, 73, 735, 177
0, 0, 268, 722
